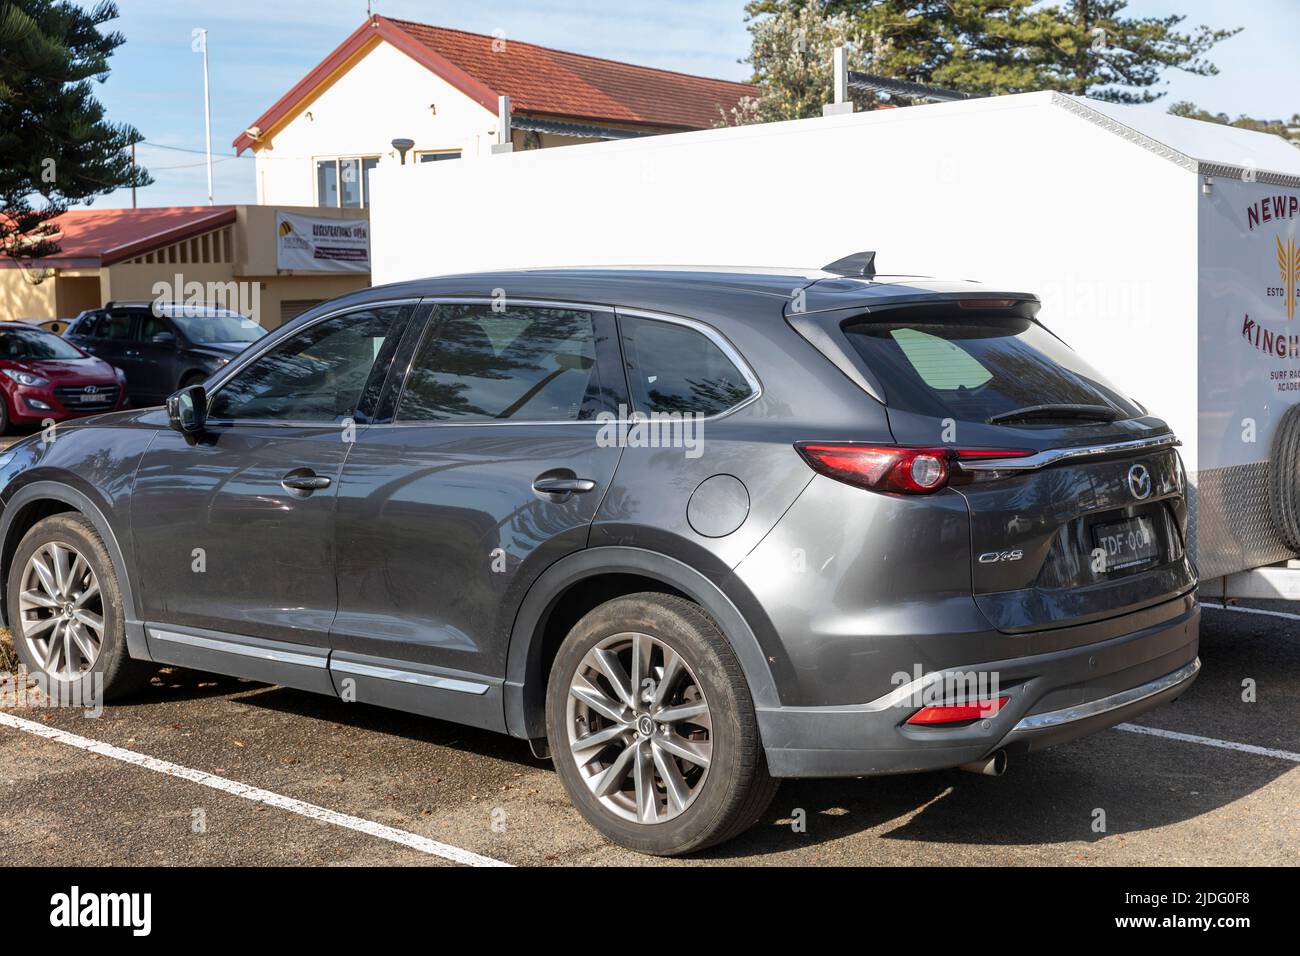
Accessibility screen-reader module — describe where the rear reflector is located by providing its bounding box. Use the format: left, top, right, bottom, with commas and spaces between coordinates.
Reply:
907, 697, 1009, 725
795, 443, 1032, 494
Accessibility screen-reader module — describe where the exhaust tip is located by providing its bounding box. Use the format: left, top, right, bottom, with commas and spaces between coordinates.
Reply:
959, 749, 1008, 776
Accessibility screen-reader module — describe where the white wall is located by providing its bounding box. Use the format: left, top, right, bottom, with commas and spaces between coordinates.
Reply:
371, 91, 1201, 460
252, 40, 498, 207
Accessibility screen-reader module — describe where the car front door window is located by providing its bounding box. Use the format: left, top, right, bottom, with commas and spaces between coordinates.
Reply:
209, 305, 405, 424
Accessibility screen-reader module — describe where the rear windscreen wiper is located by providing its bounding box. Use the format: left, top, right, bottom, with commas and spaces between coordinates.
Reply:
987, 403, 1120, 425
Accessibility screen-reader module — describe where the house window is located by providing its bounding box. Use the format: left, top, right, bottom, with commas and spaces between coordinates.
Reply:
315, 156, 381, 208
416, 150, 462, 163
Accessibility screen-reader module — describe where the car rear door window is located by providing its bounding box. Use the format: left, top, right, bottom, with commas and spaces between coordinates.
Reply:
208, 305, 404, 423
395, 304, 611, 422
619, 315, 754, 417
89, 311, 134, 340
842, 316, 1142, 424
138, 314, 171, 342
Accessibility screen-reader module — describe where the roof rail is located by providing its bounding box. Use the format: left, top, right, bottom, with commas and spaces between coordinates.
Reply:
822, 251, 877, 278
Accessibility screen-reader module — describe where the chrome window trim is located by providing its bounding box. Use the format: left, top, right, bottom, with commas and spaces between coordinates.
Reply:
199, 297, 421, 427
959, 434, 1179, 473
423, 296, 616, 314
1012, 657, 1200, 732
616, 306, 763, 421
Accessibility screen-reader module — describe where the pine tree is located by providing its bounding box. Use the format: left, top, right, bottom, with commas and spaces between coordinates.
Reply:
740, 1, 1241, 116
0, 0, 149, 266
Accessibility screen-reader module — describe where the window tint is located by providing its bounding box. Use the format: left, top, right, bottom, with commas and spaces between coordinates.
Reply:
88, 312, 133, 340
396, 304, 608, 423
208, 306, 402, 423
620, 316, 754, 416
842, 316, 1143, 424
138, 314, 171, 342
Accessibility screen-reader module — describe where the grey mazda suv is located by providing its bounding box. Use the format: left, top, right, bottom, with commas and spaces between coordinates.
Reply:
0, 262, 1200, 856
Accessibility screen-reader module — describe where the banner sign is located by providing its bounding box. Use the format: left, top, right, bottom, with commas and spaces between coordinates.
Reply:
276, 212, 370, 273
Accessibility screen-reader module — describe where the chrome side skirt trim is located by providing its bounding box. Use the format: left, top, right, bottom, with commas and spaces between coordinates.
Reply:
960, 433, 1179, 473
1012, 657, 1201, 732
147, 627, 325, 669
330, 659, 491, 696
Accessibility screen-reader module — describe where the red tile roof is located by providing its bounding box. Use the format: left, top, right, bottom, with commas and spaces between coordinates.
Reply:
387, 18, 755, 129
0, 206, 237, 268
234, 16, 754, 152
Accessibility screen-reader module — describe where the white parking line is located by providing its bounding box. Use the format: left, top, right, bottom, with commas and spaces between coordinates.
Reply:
0, 711, 511, 867
1201, 601, 1300, 622
1117, 722, 1300, 762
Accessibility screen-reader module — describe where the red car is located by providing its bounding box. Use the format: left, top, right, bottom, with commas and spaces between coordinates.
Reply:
0, 322, 127, 433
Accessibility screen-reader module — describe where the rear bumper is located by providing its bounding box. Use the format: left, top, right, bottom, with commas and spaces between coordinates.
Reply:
758, 595, 1200, 778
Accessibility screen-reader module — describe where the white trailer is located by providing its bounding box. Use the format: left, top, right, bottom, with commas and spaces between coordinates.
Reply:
369, 90, 1300, 595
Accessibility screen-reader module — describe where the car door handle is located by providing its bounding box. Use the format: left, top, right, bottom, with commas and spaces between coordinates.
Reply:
281, 473, 332, 493
532, 477, 597, 495
124, 349, 140, 357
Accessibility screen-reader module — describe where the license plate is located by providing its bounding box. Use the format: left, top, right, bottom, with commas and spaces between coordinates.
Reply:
1093, 515, 1160, 571
78, 393, 104, 403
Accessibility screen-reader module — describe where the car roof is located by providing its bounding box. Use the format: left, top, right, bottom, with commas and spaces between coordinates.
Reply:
80, 302, 243, 318
329, 266, 1040, 318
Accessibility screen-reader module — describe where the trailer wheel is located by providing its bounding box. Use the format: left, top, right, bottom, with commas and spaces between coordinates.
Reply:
1269, 403, 1300, 552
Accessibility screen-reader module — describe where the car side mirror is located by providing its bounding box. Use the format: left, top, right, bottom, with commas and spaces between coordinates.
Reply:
152, 331, 176, 345
167, 384, 207, 434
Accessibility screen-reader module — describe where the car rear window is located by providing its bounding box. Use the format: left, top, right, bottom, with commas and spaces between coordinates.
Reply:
842, 315, 1141, 424
620, 316, 754, 416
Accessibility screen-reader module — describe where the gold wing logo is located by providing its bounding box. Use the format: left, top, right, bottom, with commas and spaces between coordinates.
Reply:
1280, 236, 1300, 321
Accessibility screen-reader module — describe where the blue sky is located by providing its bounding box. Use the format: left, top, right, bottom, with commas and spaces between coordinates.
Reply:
89, 0, 1300, 208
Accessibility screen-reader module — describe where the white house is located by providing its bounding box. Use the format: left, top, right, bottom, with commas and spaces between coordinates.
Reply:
235, 15, 755, 209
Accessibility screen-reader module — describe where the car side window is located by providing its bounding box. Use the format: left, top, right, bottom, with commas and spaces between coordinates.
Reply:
207, 305, 404, 423
88, 312, 133, 340
619, 315, 754, 416
395, 304, 611, 423
138, 314, 172, 342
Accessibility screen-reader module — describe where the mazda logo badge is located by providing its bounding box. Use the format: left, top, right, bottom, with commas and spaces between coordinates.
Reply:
1128, 463, 1152, 500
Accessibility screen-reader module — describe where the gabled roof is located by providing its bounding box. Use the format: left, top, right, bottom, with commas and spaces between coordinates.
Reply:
234, 15, 755, 153
0, 206, 237, 269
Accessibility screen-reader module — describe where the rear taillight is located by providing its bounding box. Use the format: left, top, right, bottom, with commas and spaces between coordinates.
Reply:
795, 443, 1033, 494
906, 697, 1009, 725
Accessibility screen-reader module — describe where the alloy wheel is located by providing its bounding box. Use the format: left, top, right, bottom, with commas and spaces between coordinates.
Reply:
566, 631, 713, 824
18, 542, 105, 679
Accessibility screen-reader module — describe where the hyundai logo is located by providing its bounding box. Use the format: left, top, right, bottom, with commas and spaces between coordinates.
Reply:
83, 385, 98, 394
1128, 463, 1152, 500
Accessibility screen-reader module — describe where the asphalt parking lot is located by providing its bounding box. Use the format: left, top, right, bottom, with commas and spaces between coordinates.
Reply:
0, 599, 1296, 867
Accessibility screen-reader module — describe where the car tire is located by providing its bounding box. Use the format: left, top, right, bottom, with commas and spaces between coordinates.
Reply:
546, 592, 778, 856
7, 513, 155, 701
1270, 402, 1300, 552
0, 394, 11, 436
